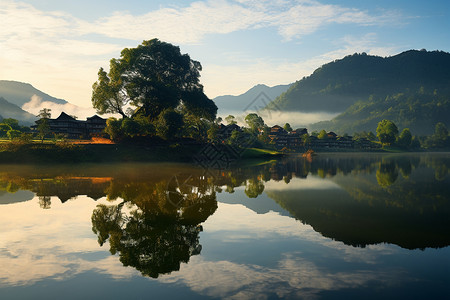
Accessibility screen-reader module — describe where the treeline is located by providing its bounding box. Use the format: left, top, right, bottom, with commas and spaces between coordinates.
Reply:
313, 91, 450, 135
0, 118, 32, 140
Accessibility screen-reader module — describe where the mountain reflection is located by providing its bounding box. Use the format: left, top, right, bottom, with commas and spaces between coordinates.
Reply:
0, 153, 449, 260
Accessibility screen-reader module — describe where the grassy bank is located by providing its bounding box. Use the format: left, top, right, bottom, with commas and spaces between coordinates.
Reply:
0, 141, 283, 164
0, 142, 205, 164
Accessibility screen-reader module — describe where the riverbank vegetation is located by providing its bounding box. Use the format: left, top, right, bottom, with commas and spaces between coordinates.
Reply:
1, 41, 449, 164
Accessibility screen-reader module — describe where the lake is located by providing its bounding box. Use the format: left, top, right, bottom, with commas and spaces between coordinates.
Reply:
0, 153, 449, 299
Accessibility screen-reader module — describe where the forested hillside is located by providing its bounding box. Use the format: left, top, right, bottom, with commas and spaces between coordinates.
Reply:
312, 92, 450, 135
268, 50, 450, 113
266, 50, 450, 134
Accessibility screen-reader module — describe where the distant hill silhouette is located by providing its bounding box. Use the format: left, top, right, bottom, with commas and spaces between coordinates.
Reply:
0, 97, 36, 125
214, 83, 291, 114
268, 50, 450, 113
0, 80, 67, 107
266, 50, 450, 135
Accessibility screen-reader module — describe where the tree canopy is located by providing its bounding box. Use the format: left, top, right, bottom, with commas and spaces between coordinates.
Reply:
376, 119, 398, 145
92, 39, 217, 121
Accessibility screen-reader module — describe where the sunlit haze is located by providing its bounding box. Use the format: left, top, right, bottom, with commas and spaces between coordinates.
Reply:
1, 0, 449, 110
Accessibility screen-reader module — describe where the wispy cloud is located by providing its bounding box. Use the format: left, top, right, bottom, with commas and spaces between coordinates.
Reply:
0, 0, 404, 107
22, 95, 99, 120
88, 0, 401, 43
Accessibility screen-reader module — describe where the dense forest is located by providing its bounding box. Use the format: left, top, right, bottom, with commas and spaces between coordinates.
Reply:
312, 92, 450, 135
267, 50, 450, 134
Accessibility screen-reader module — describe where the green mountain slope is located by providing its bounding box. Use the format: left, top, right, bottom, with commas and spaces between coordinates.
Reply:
311, 92, 450, 135
0, 80, 67, 107
0, 97, 37, 125
268, 50, 450, 113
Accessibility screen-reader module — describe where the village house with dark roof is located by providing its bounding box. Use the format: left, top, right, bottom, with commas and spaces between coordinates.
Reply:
32, 112, 106, 139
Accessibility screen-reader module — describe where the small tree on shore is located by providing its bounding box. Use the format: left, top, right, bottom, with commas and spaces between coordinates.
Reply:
36, 108, 51, 142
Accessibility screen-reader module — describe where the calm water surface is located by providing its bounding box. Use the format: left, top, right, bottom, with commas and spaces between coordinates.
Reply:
0, 153, 449, 299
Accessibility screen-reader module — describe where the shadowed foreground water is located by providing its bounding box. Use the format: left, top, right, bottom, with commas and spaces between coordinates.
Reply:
0, 153, 449, 299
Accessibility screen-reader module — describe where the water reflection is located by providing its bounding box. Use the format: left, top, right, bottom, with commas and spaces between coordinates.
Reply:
91, 176, 217, 278
0, 153, 449, 257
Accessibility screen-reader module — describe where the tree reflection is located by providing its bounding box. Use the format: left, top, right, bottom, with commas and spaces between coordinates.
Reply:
376, 160, 399, 187
39, 196, 51, 209
91, 176, 217, 278
245, 178, 265, 198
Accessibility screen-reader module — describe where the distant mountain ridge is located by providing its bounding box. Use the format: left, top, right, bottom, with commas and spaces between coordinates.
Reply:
0, 97, 36, 125
213, 83, 292, 114
0, 80, 67, 107
265, 50, 450, 135
268, 50, 450, 113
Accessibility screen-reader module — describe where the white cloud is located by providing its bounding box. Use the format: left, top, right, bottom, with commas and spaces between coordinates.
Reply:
88, 0, 400, 44
0, 196, 136, 286
160, 254, 399, 299
0, 0, 403, 106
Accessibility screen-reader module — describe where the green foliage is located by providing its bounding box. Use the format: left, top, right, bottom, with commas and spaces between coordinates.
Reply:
411, 136, 421, 149
7, 129, 21, 140
257, 126, 272, 146
37, 108, 51, 119
105, 117, 123, 141
207, 123, 220, 143
397, 128, 412, 148
283, 123, 292, 132
244, 113, 265, 133
18, 133, 34, 143
314, 92, 450, 136
376, 161, 399, 187
92, 39, 217, 121
121, 118, 141, 138
182, 113, 209, 141
245, 178, 265, 198
0, 123, 12, 137
317, 130, 328, 140
225, 115, 237, 125
434, 122, 449, 141
156, 110, 184, 140
134, 116, 155, 136
2, 118, 20, 130
302, 134, 311, 146
376, 120, 398, 145
36, 118, 50, 142
226, 130, 256, 148
353, 131, 376, 141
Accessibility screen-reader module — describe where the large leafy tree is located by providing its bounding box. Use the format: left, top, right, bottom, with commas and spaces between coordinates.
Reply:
244, 113, 265, 133
376, 119, 398, 145
92, 39, 217, 121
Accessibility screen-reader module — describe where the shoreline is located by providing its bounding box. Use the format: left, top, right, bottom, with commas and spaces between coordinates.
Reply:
0, 142, 447, 165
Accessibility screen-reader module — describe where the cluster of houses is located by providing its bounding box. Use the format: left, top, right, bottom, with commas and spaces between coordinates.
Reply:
33, 112, 379, 150
218, 123, 379, 150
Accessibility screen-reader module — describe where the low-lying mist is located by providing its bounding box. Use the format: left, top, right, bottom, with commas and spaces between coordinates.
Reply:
218, 110, 340, 129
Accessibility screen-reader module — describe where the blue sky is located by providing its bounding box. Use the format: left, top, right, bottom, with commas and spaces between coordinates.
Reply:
1, 0, 449, 112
